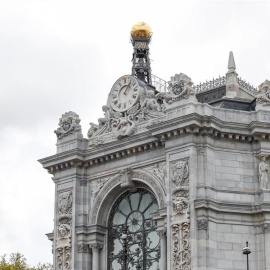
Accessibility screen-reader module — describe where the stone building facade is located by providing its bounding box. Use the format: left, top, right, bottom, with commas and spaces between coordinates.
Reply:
39, 23, 270, 270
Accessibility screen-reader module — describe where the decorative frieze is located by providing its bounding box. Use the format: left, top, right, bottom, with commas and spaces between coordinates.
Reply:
197, 219, 208, 230
57, 191, 72, 270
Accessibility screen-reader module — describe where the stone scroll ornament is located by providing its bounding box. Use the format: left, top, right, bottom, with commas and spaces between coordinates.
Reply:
257, 80, 270, 106
57, 191, 72, 270
54, 112, 82, 140
170, 159, 191, 270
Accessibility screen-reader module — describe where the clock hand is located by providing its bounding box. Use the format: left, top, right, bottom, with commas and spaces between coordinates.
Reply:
124, 80, 132, 95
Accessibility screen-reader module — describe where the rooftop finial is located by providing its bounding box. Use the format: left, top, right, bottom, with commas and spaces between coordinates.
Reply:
228, 51, 236, 71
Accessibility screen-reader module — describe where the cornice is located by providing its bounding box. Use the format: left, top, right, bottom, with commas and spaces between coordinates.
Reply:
148, 112, 270, 144
39, 103, 270, 174
38, 135, 164, 174
194, 198, 270, 214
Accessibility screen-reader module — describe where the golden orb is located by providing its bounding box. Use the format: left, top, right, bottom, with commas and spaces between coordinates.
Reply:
131, 22, 152, 39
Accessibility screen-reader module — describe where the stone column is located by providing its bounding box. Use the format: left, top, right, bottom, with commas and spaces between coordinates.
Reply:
90, 243, 103, 270
264, 224, 270, 270
158, 230, 167, 270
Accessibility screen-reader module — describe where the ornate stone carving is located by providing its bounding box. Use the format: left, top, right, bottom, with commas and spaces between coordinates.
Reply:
263, 223, 270, 233
132, 171, 166, 208
77, 244, 90, 253
140, 88, 162, 112
119, 167, 136, 192
144, 162, 167, 192
90, 178, 107, 202
257, 80, 270, 106
114, 115, 136, 139
58, 191, 72, 215
171, 159, 189, 189
197, 219, 208, 230
58, 224, 71, 238
87, 122, 98, 138
90, 170, 166, 225
196, 146, 205, 156
57, 191, 72, 270
80, 180, 87, 186
170, 159, 190, 217
157, 229, 167, 239
89, 243, 103, 251
171, 159, 191, 269
163, 73, 195, 105
173, 195, 189, 214
87, 86, 165, 145
57, 247, 64, 270
54, 111, 81, 140
259, 157, 269, 189
172, 222, 191, 270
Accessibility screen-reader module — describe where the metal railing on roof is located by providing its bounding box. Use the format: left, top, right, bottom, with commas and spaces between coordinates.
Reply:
152, 74, 167, 93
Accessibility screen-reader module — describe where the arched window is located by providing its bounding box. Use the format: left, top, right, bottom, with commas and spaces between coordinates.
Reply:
108, 188, 160, 270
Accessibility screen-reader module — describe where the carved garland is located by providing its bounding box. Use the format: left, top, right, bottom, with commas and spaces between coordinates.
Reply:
170, 159, 191, 270
57, 191, 72, 270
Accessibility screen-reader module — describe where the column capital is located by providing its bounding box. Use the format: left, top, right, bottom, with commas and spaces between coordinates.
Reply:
77, 244, 90, 253
157, 229, 167, 239
263, 223, 270, 233
89, 243, 103, 251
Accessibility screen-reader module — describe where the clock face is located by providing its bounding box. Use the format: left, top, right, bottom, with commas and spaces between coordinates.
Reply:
109, 75, 140, 112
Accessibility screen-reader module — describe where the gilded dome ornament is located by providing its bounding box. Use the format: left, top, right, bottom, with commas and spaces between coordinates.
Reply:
131, 22, 152, 39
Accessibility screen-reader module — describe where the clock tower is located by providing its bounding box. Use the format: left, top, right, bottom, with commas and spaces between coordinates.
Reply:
40, 22, 270, 270
131, 22, 153, 86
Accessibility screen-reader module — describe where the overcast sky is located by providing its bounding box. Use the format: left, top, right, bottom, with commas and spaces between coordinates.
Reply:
0, 0, 269, 266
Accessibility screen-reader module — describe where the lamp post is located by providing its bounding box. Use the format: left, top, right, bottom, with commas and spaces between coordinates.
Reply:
242, 241, 251, 270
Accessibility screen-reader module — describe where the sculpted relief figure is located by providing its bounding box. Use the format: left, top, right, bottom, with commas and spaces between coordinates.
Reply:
87, 122, 98, 138
140, 89, 162, 112
98, 105, 112, 127
259, 157, 269, 189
